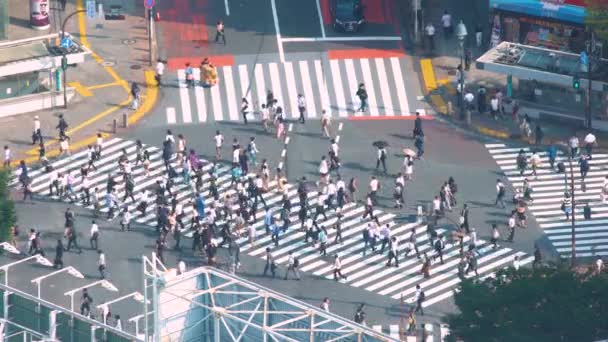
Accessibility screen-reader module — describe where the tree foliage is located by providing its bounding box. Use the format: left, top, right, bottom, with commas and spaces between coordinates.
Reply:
445, 264, 608, 342
586, 0, 608, 41
0, 170, 16, 242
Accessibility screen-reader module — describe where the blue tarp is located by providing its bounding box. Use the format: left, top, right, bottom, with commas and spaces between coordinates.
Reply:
490, 0, 587, 25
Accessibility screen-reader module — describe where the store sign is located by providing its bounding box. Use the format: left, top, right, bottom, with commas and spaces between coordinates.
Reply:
30, 0, 49, 30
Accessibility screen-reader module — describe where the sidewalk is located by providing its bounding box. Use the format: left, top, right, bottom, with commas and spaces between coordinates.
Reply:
414, 0, 608, 149
0, 0, 159, 167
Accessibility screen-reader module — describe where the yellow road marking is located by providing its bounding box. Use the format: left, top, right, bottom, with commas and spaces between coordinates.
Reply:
129, 71, 158, 125
68, 81, 93, 97
420, 59, 437, 93
24, 97, 132, 156
430, 94, 447, 114
87, 82, 122, 90
76, 0, 89, 48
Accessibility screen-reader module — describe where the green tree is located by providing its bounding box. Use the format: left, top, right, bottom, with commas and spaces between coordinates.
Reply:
586, 0, 608, 41
445, 265, 608, 342
0, 170, 16, 242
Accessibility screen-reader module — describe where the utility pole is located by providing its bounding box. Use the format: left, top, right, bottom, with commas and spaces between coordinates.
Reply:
585, 31, 596, 129
60, 9, 86, 109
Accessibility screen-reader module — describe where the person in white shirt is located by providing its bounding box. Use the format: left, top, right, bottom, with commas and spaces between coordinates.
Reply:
297, 94, 306, 123
369, 176, 379, 205
155, 60, 165, 86
32, 116, 41, 145
425, 23, 435, 51
3, 145, 11, 169
321, 110, 331, 137
319, 156, 329, 184
120, 208, 131, 231
81, 176, 91, 205
490, 96, 499, 118
569, 135, 579, 159
440, 10, 452, 37
232, 146, 240, 164
284, 251, 301, 280
513, 255, 520, 271
330, 139, 339, 157
432, 195, 441, 216
214, 130, 224, 159
596, 257, 604, 275
248, 224, 257, 247
178, 259, 186, 275
165, 130, 175, 144
90, 220, 99, 250
261, 104, 270, 132
387, 236, 399, 267
98, 250, 106, 279
584, 132, 597, 158
507, 214, 516, 242
59, 137, 70, 156
529, 151, 541, 177
333, 254, 347, 280
379, 224, 391, 253
321, 297, 330, 312
114, 315, 122, 331
241, 98, 250, 125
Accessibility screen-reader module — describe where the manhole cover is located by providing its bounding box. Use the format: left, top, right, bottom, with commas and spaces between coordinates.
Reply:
122, 39, 136, 45
130, 65, 142, 70
102, 61, 115, 66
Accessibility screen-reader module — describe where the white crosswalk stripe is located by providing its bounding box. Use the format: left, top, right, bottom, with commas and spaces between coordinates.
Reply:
16, 138, 529, 308
167, 58, 417, 124
486, 143, 608, 258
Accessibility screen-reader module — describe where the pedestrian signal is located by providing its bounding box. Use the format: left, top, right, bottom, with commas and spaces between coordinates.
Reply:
573, 76, 580, 89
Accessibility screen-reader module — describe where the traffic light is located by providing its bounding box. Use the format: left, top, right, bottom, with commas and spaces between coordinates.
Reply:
573, 76, 580, 89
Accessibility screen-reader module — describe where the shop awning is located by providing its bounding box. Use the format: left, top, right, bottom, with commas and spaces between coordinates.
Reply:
490, 0, 587, 25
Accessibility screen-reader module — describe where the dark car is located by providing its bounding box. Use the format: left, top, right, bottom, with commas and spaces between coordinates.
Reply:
332, 0, 365, 33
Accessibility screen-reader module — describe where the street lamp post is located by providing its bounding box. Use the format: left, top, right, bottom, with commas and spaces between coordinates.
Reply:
31, 266, 84, 302
0, 254, 53, 286
455, 20, 468, 121
59, 10, 86, 109
569, 159, 576, 266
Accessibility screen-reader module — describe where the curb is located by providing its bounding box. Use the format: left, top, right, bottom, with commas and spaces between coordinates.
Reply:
11, 70, 158, 167
419, 58, 512, 141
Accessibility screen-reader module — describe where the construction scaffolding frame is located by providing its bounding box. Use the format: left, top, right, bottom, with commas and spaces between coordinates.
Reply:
142, 254, 399, 342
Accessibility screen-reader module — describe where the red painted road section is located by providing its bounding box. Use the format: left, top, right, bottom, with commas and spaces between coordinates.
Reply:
348, 115, 434, 121
160, 0, 235, 70
319, 0, 395, 25
328, 48, 405, 60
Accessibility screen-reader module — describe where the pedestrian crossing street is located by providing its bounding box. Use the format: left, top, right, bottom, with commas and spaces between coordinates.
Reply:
486, 143, 608, 258
15, 138, 531, 308
371, 323, 450, 342
168, 57, 414, 124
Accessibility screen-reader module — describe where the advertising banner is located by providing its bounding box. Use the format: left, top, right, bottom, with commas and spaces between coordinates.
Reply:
30, 0, 50, 30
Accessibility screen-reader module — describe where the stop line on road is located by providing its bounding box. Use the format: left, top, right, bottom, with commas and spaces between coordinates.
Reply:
168, 57, 414, 124
17, 138, 531, 308
486, 143, 608, 258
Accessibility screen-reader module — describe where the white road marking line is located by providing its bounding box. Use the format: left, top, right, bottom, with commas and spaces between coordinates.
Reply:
166, 107, 176, 124
374, 58, 393, 116
343, 59, 359, 116
238, 64, 252, 111
193, 70, 207, 123
224, 0, 230, 15
270, 0, 285, 63
359, 58, 378, 116
329, 59, 348, 117
269, 62, 285, 114
390, 57, 410, 115
177, 69, 192, 123
283, 61, 299, 119
299, 60, 316, 118
314, 0, 326, 38
210, 73, 223, 121
314, 60, 330, 114
281, 36, 403, 42
254, 65, 266, 107
223, 67, 239, 121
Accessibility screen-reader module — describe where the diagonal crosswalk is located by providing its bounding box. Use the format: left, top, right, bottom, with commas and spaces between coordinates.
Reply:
486, 143, 608, 258
167, 57, 415, 124
16, 138, 530, 307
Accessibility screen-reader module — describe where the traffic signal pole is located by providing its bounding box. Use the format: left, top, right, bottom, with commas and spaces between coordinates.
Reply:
60, 10, 86, 109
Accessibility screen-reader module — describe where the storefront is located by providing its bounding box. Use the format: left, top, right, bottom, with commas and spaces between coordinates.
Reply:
489, 0, 588, 53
